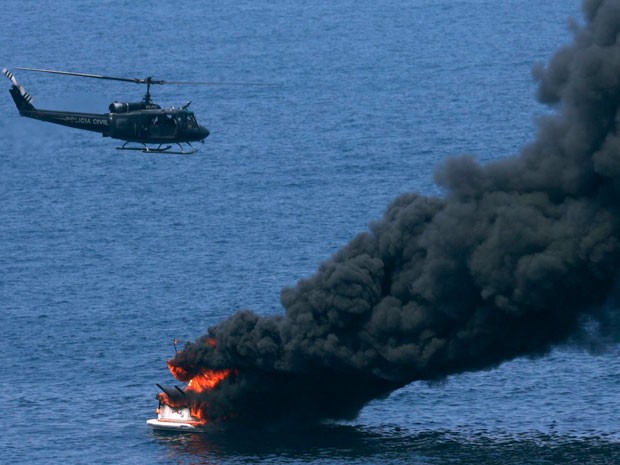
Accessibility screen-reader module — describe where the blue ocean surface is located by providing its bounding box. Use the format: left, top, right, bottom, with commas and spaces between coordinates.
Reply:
2, 1, 619, 464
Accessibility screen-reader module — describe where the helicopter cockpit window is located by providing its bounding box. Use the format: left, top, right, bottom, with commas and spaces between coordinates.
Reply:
187, 114, 197, 128
151, 114, 176, 126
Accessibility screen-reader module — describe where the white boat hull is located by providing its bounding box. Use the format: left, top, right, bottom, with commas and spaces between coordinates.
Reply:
146, 418, 200, 431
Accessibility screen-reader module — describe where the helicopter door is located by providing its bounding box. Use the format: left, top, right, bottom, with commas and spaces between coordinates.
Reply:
149, 113, 177, 139
110, 115, 143, 140
138, 114, 151, 139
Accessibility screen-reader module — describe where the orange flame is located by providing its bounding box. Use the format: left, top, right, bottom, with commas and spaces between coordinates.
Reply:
184, 369, 234, 423
186, 369, 232, 393
162, 360, 234, 424
167, 361, 192, 382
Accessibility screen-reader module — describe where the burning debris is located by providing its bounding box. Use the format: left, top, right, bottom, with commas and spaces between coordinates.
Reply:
150, 0, 620, 428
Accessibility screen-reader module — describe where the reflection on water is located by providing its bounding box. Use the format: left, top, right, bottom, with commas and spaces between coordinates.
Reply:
152, 423, 620, 465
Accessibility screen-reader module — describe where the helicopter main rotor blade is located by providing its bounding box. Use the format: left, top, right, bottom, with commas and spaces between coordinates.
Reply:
14, 67, 165, 85
162, 80, 277, 86
15, 67, 276, 87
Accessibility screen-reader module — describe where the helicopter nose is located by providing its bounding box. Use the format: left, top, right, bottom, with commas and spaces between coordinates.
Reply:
199, 126, 209, 140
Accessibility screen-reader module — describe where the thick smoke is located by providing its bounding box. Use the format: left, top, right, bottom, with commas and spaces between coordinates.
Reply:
170, 0, 620, 425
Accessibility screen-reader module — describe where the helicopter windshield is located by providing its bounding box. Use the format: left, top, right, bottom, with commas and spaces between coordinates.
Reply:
186, 113, 197, 129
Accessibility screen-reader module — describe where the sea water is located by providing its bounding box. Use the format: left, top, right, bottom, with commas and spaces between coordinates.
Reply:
4, 1, 620, 464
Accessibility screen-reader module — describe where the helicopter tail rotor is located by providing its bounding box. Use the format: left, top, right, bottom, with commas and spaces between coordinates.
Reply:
3, 68, 35, 113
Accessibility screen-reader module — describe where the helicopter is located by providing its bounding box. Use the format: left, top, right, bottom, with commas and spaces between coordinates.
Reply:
3, 67, 211, 154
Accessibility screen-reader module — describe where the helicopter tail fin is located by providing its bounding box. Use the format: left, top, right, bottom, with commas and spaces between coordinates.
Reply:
3, 68, 35, 113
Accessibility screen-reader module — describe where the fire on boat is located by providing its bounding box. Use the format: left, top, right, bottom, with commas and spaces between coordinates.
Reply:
146, 367, 233, 432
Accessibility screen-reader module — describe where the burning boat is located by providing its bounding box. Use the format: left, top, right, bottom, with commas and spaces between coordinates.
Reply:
146, 365, 233, 432
146, 384, 204, 431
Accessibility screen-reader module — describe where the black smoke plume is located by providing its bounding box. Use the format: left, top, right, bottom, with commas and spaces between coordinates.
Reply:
170, 0, 620, 425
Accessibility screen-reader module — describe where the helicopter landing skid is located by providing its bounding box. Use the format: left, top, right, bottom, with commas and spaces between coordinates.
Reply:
116, 142, 197, 155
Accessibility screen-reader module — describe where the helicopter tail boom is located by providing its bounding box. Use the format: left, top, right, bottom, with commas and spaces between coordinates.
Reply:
3, 68, 35, 113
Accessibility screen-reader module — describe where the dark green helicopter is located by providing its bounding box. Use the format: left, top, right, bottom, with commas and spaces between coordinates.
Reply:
4, 67, 211, 154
